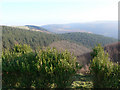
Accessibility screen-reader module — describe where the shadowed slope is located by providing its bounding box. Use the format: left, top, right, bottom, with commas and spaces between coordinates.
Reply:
104, 42, 120, 63
49, 40, 92, 65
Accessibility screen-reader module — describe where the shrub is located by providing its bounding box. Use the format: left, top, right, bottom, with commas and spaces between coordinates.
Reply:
2, 44, 80, 88
90, 44, 120, 88
2, 44, 35, 88
35, 47, 79, 88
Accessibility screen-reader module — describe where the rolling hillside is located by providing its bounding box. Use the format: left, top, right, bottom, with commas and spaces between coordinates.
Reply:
2, 26, 60, 50
58, 32, 117, 48
2, 26, 117, 51
25, 25, 47, 31
49, 40, 92, 65
12, 25, 51, 34
49, 40, 91, 56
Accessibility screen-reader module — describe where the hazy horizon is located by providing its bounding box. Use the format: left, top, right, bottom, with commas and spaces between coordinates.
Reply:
1, 20, 118, 26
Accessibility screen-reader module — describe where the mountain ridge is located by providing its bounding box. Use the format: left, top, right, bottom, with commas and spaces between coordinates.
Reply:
41, 21, 118, 38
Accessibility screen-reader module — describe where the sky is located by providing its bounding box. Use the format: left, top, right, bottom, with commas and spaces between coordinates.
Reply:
0, 0, 119, 26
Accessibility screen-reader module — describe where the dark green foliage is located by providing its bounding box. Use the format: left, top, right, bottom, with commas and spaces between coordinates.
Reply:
13, 44, 33, 54
2, 44, 80, 88
2, 26, 60, 50
90, 44, 120, 88
58, 32, 117, 48
2, 44, 34, 88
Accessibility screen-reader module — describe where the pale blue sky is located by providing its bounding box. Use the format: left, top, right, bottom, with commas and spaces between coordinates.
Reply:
1, 0, 119, 26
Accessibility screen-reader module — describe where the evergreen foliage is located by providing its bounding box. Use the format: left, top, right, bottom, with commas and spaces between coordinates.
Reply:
58, 32, 117, 48
90, 44, 120, 88
2, 44, 80, 88
2, 26, 60, 50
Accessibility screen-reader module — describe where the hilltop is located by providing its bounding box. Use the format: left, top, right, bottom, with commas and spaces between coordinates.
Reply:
12, 25, 51, 34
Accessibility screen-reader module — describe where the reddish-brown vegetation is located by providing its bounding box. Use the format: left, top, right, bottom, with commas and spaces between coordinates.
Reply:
104, 42, 120, 63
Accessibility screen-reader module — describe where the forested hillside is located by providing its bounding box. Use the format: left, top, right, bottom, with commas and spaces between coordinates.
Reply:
2, 26, 117, 51
2, 26, 60, 50
58, 32, 117, 48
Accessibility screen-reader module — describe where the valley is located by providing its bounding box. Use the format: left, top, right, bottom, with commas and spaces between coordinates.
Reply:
2, 25, 119, 65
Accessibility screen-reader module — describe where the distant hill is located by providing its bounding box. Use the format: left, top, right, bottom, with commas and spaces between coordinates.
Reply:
25, 25, 47, 31
13, 25, 51, 34
41, 21, 118, 39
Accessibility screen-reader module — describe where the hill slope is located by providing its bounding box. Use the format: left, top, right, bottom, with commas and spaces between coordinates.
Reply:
2, 25, 117, 50
49, 40, 92, 65
49, 40, 91, 56
104, 42, 120, 63
25, 25, 47, 31
2, 26, 60, 50
78, 42, 120, 65
13, 25, 50, 34
58, 32, 117, 48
